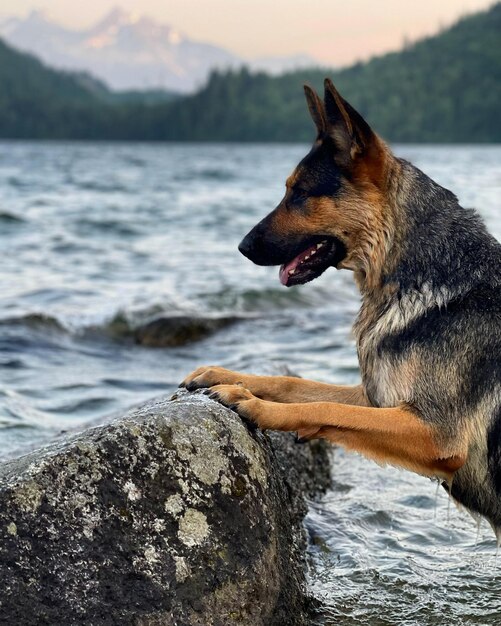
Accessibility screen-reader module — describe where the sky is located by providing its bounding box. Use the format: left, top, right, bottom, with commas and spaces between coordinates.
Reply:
0, 0, 496, 65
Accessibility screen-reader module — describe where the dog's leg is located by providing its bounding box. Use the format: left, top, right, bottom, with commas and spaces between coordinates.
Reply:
208, 384, 466, 480
181, 366, 369, 405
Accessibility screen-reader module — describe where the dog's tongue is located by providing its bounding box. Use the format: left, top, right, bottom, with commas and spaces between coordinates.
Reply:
279, 260, 297, 286
279, 243, 318, 286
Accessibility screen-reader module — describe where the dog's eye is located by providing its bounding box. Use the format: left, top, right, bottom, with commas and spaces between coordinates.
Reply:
291, 188, 308, 203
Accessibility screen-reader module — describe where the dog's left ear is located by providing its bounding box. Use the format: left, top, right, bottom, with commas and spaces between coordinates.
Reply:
323, 78, 377, 166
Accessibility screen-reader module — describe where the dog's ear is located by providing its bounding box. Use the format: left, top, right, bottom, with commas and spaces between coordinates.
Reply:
303, 84, 326, 136
323, 78, 376, 166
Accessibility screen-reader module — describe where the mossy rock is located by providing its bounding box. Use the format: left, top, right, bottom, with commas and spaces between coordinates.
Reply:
0, 391, 330, 625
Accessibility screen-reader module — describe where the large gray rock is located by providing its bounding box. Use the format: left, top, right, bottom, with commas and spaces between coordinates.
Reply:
0, 391, 330, 625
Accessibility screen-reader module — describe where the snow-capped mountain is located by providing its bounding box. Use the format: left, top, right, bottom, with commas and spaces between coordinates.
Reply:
0, 8, 319, 93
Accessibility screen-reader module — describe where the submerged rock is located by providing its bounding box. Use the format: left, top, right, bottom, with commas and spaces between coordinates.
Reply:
85, 312, 250, 347
0, 391, 330, 625
134, 314, 242, 347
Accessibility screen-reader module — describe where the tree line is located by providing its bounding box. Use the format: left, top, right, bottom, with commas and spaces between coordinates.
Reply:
1, 2, 500, 142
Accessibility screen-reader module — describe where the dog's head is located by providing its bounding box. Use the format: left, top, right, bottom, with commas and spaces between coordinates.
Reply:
239, 79, 391, 287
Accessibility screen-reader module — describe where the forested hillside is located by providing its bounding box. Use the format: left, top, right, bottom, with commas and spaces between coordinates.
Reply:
152, 2, 501, 142
1, 2, 500, 142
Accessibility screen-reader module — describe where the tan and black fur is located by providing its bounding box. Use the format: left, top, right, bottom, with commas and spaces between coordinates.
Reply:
181, 79, 501, 536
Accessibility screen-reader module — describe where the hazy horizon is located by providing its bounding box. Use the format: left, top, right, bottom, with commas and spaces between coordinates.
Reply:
0, 0, 496, 66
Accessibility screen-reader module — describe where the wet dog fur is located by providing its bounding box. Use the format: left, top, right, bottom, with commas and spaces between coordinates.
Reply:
181, 79, 501, 537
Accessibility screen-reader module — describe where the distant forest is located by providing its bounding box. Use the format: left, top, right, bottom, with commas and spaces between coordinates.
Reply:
1, 2, 500, 142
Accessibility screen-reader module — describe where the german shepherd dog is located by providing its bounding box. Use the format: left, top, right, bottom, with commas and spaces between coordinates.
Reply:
181, 79, 501, 536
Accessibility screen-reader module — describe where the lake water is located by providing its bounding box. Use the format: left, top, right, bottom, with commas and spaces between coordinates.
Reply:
1, 142, 500, 623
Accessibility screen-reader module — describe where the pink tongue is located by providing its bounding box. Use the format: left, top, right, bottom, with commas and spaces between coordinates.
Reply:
278, 243, 318, 286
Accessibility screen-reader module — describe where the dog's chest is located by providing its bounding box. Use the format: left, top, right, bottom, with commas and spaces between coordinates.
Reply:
355, 298, 416, 408
360, 351, 413, 408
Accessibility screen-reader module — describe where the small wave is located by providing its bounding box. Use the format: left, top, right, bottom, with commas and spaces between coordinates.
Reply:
46, 397, 114, 415
0, 306, 250, 349
0, 415, 40, 430
0, 211, 25, 224
101, 378, 167, 392
0, 357, 25, 369
0, 313, 67, 333
122, 155, 146, 167
6, 177, 31, 189
201, 285, 329, 313
31, 199, 50, 208
73, 218, 140, 237
174, 169, 236, 182
0, 306, 257, 349
0, 311, 131, 343
198, 168, 236, 181
74, 181, 129, 193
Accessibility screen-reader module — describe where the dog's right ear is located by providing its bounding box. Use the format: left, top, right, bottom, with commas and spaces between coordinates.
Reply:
303, 85, 326, 137
323, 78, 377, 167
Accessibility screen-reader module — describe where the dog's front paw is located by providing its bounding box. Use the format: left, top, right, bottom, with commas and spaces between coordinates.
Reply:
208, 384, 291, 432
180, 366, 243, 391
207, 384, 263, 427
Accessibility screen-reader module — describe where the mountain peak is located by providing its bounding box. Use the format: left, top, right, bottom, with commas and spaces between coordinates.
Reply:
0, 8, 319, 92
95, 6, 135, 29
26, 9, 50, 22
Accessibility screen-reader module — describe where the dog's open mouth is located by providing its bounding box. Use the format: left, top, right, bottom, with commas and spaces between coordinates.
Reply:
279, 237, 343, 287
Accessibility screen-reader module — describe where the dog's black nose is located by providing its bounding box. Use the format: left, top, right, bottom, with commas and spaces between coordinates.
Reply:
238, 233, 253, 259
238, 219, 282, 266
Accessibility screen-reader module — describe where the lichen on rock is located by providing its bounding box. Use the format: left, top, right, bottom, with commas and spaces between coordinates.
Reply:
0, 390, 330, 625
